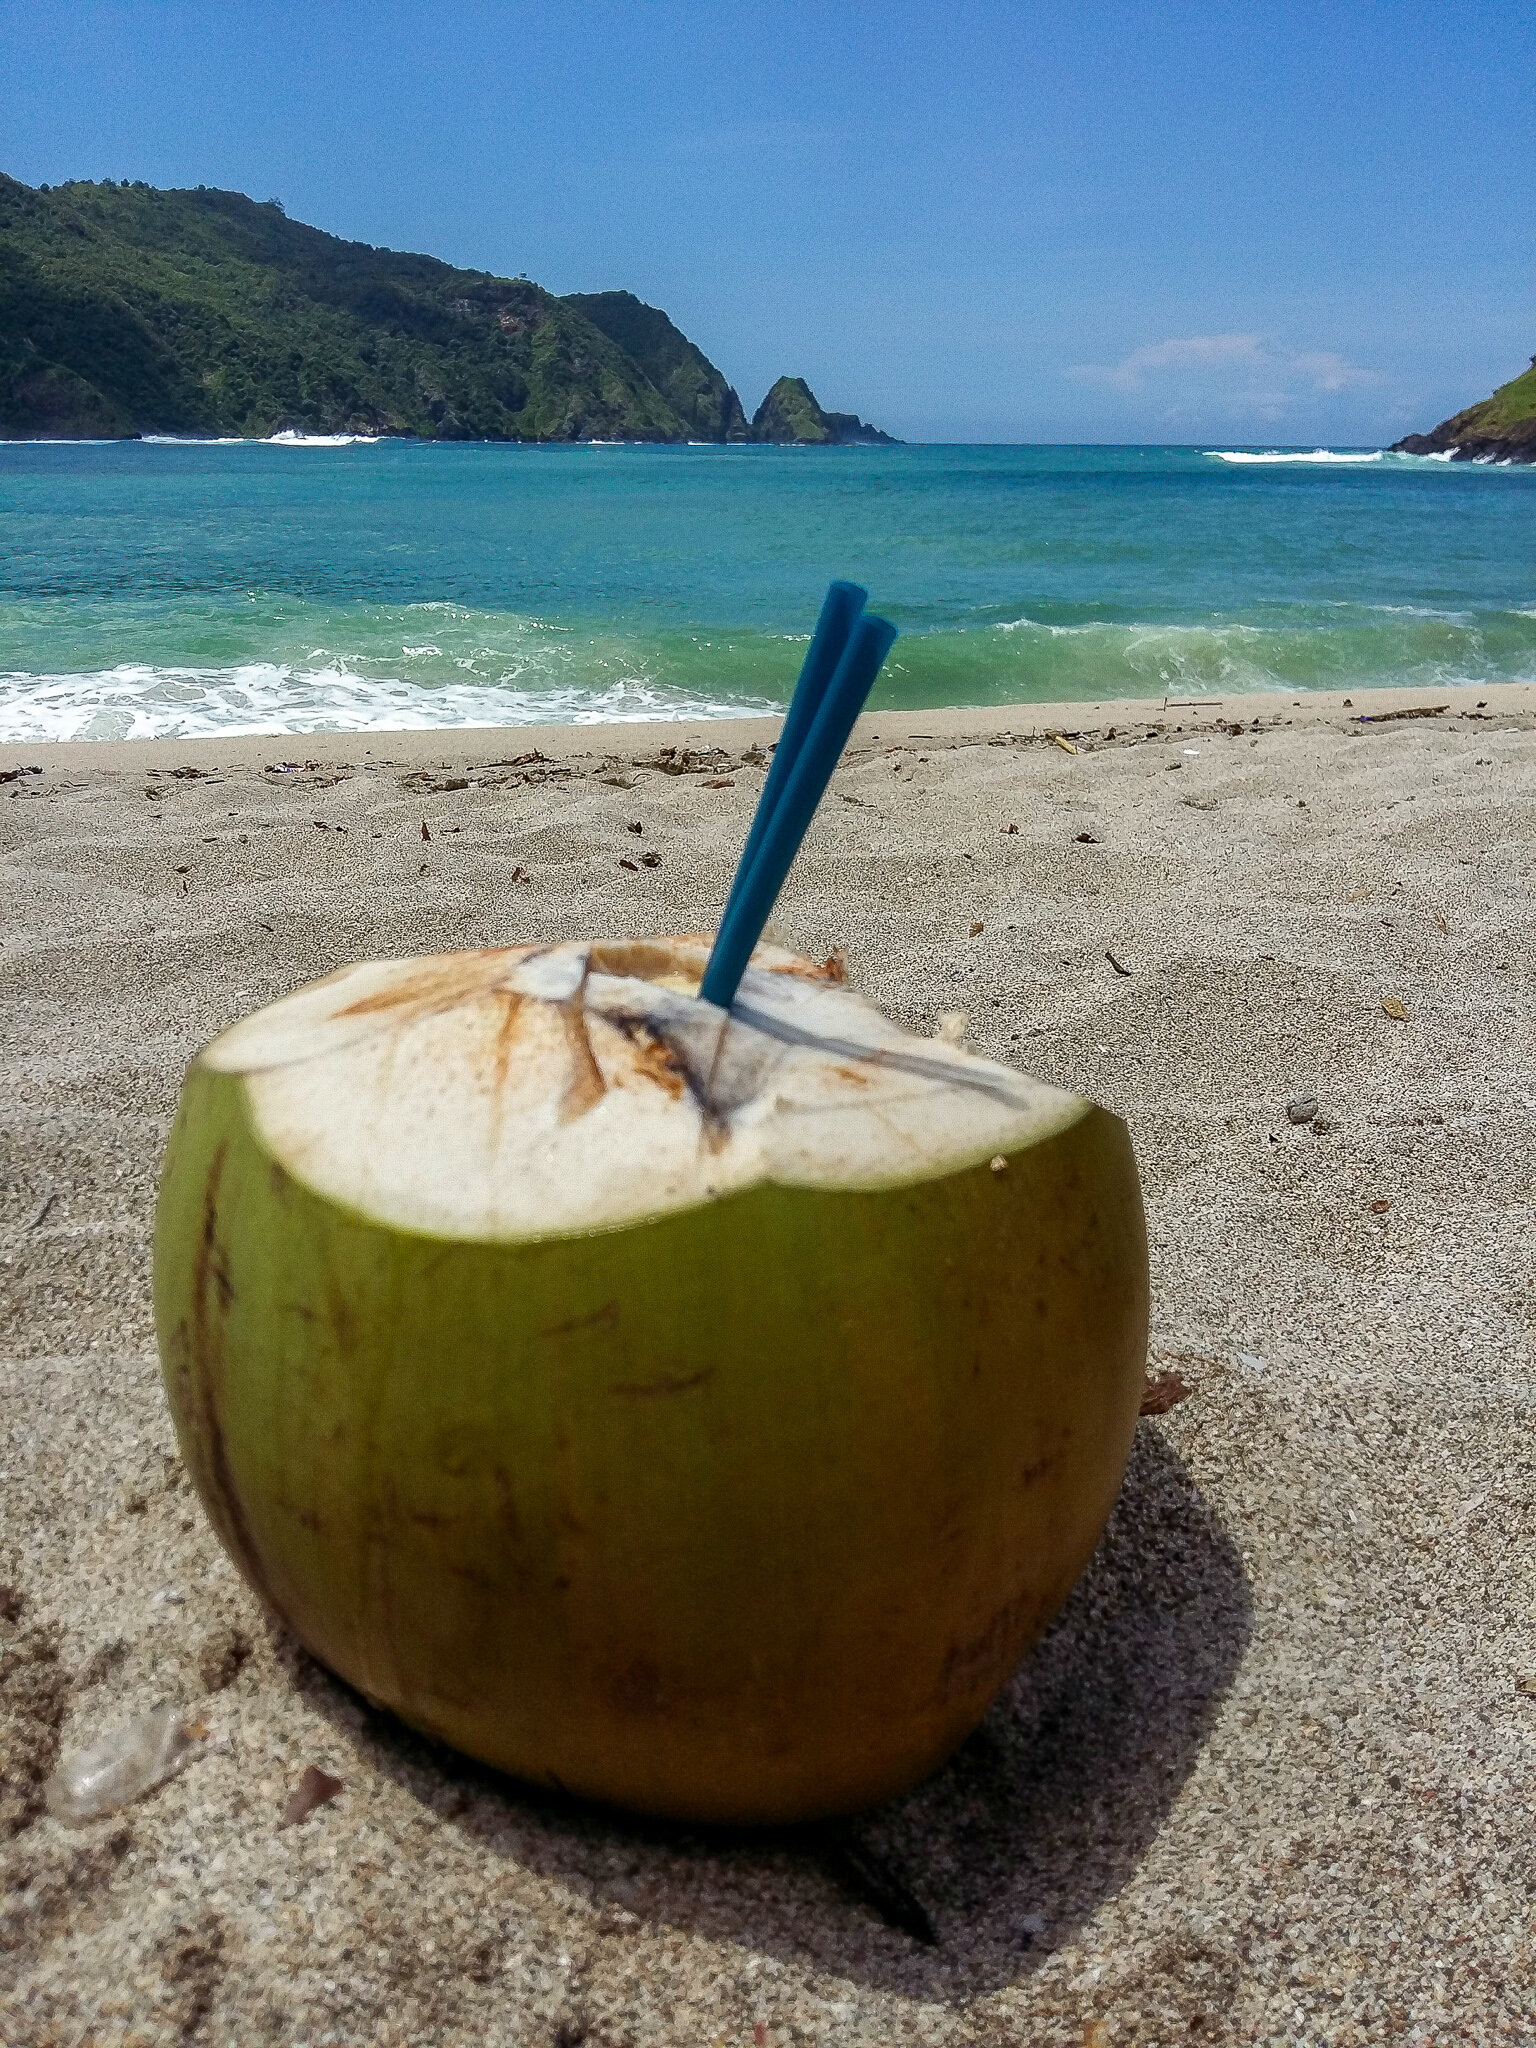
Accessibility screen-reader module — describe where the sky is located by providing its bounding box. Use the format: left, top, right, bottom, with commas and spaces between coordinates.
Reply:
3, 0, 1532, 443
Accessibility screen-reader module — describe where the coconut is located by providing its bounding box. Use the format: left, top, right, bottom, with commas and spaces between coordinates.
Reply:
153, 935, 1148, 1824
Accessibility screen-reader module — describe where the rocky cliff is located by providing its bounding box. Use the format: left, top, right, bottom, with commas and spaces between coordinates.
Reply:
0, 176, 890, 445
561, 290, 748, 442
1391, 357, 1536, 464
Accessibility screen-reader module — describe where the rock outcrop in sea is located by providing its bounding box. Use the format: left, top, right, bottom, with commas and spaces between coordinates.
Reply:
749, 375, 898, 445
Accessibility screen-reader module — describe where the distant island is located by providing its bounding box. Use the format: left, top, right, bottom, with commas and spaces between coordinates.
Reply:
1391, 356, 1536, 464
0, 175, 897, 446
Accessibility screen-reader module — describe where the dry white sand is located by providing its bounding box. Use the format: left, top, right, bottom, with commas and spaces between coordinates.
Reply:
3, 684, 1534, 2046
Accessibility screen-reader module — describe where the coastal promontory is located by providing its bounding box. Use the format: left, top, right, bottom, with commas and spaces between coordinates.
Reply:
750, 375, 898, 445
0, 175, 895, 446
1391, 356, 1536, 463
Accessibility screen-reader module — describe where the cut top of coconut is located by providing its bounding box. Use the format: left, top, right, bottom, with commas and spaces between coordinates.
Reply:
199, 938, 1088, 1240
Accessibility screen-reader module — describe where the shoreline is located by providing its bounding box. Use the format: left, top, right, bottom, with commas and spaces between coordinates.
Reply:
3, 679, 1532, 776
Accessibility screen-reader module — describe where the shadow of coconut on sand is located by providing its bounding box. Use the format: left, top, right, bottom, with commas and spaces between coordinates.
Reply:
288, 1422, 1250, 2005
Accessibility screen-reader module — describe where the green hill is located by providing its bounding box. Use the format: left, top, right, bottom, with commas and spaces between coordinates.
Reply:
0, 176, 893, 445
751, 374, 897, 445
1391, 357, 1536, 463
561, 290, 748, 442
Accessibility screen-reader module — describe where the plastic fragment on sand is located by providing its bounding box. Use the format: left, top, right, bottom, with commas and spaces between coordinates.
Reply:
1047, 733, 1078, 754
44, 1704, 201, 1825
281, 1764, 344, 1827
1381, 996, 1409, 1021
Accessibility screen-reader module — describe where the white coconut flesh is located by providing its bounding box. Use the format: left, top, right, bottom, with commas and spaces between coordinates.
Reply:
200, 936, 1089, 1240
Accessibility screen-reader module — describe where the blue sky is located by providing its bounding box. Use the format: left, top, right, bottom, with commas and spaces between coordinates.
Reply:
4, 0, 1532, 442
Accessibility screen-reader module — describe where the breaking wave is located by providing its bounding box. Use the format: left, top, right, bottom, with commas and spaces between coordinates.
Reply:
0, 663, 764, 742
3, 593, 1533, 742
1206, 448, 1387, 465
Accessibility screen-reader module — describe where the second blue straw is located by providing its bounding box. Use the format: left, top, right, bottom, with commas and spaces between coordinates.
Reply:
700, 587, 896, 1010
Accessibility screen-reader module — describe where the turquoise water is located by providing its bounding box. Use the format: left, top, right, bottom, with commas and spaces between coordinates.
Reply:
1, 439, 1532, 740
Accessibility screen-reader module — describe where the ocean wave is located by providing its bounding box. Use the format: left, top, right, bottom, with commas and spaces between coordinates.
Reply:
4, 584, 1534, 741
0, 660, 774, 743
973, 607, 1536, 700
1206, 449, 1386, 465
266, 430, 380, 447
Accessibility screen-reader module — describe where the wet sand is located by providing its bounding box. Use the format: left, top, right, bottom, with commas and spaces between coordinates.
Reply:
3, 682, 1535, 2044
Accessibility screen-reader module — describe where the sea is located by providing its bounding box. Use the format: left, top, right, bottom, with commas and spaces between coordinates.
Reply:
1, 438, 1532, 742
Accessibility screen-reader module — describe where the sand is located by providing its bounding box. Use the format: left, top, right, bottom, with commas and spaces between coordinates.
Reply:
3, 682, 1534, 2046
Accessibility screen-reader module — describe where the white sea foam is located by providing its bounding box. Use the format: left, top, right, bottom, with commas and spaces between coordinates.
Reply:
265, 430, 380, 447
0, 662, 774, 744
1206, 449, 1386, 465
140, 435, 255, 446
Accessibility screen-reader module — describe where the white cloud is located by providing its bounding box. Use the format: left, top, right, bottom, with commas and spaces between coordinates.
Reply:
1064, 334, 1380, 413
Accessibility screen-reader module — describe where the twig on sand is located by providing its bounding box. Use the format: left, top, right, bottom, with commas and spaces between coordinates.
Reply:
817, 1824, 938, 1945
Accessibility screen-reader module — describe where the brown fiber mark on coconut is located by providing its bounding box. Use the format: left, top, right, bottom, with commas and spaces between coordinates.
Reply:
336, 947, 525, 1022
936, 1588, 1044, 1704
1016, 1450, 1064, 1489
538, 1299, 620, 1341
445, 1561, 494, 1589
189, 1143, 279, 1618
492, 1467, 523, 1541
324, 1270, 360, 1361
366, 1475, 409, 1705
603, 1014, 687, 1099
487, 987, 529, 1103
589, 937, 705, 988
775, 954, 849, 984
559, 993, 608, 1122
609, 1657, 665, 1716
608, 1367, 715, 1400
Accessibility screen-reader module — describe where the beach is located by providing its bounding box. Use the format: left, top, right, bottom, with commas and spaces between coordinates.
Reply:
3, 681, 1534, 2045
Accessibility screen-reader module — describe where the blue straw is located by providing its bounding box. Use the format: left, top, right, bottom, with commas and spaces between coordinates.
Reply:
700, 608, 897, 1010
715, 579, 866, 940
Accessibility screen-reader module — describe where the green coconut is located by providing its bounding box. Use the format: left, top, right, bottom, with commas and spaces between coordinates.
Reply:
153, 934, 1148, 1824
